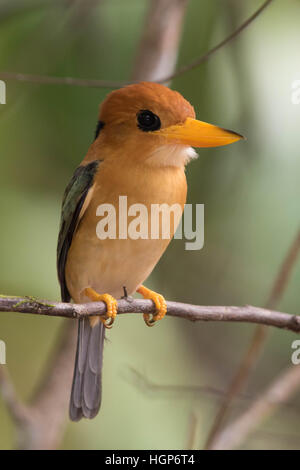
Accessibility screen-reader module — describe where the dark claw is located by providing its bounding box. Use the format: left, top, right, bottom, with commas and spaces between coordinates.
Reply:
121, 286, 134, 302
101, 317, 115, 329
143, 313, 156, 327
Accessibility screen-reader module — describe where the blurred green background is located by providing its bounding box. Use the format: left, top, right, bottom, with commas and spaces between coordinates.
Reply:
0, 0, 299, 450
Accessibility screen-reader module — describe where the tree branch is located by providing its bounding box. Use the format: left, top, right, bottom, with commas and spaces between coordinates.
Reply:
0, 0, 274, 89
0, 323, 77, 449
0, 295, 300, 333
205, 228, 300, 449
209, 365, 300, 450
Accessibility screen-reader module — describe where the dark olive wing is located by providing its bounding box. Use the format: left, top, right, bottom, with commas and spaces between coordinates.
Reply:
57, 160, 100, 302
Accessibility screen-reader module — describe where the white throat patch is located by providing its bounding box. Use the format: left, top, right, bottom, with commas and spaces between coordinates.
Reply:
146, 145, 198, 168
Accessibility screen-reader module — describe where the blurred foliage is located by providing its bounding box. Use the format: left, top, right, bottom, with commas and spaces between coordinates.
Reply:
0, 0, 299, 450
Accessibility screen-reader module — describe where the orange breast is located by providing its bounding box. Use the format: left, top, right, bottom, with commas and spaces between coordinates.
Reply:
65, 160, 187, 302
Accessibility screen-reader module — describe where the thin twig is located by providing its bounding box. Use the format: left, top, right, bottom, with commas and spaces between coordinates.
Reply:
0, 0, 274, 89
0, 71, 130, 89
186, 412, 198, 450
162, 0, 274, 83
124, 366, 300, 416
210, 365, 300, 450
0, 323, 77, 450
0, 296, 300, 333
266, 229, 300, 311
0, 366, 31, 426
205, 228, 300, 449
127, 367, 300, 449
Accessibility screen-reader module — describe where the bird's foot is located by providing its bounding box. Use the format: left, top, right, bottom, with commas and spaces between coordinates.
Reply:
137, 285, 167, 327
84, 287, 118, 329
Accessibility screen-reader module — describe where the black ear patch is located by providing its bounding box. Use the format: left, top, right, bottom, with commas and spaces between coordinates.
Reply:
94, 120, 105, 140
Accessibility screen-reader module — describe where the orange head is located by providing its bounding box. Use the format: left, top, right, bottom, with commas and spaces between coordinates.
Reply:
91, 82, 244, 167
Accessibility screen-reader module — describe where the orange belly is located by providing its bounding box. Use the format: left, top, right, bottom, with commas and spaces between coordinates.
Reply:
65, 161, 187, 302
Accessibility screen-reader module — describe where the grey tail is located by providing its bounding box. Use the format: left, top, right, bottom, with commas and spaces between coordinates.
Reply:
69, 317, 105, 421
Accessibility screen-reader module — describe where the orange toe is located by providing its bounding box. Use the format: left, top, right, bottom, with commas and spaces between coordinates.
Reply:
84, 287, 118, 329
137, 285, 167, 327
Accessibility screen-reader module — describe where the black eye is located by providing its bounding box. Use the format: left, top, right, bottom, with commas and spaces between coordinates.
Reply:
137, 110, 161, 132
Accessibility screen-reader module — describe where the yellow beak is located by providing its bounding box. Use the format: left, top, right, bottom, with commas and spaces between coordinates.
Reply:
154, 117, 245, 148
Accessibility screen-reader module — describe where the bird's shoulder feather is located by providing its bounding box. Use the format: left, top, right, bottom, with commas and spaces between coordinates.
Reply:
57, 160, 100, 302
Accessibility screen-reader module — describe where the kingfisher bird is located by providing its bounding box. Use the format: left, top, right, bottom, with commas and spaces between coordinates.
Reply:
57, 82, 243, 421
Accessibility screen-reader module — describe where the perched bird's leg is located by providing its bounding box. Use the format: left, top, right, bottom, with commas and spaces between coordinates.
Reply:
83, 287, 118, 329
137, 285, 167, 327
121, 285, 134, 302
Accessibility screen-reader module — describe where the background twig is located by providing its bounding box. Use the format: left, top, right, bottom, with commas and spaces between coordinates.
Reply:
205, 228, 300, 449
0, 323, 77, 450
209, 365, 300, 450
0, 0, 274, 89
